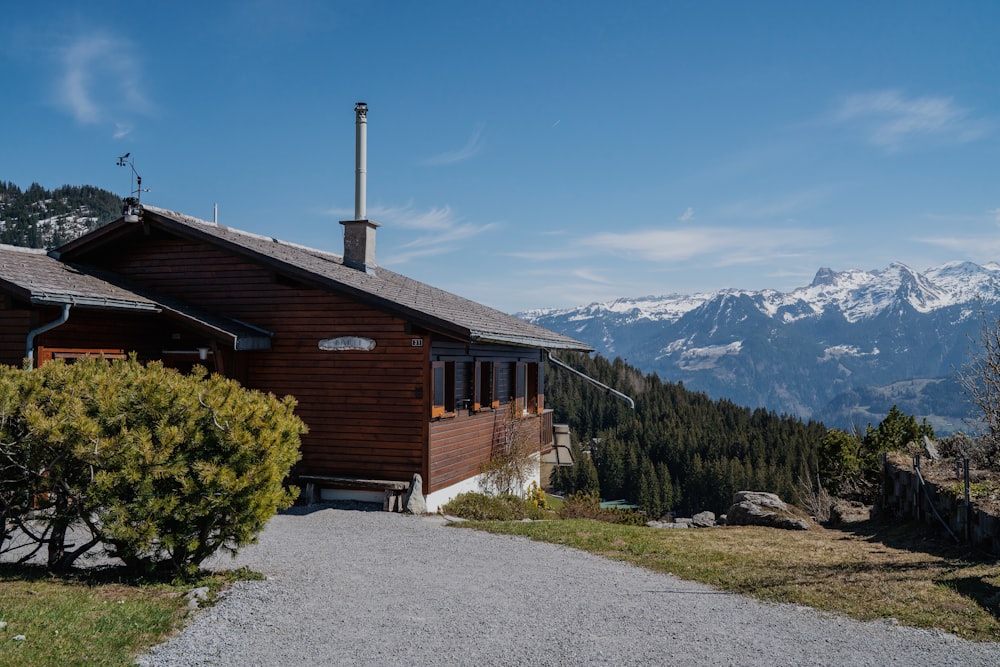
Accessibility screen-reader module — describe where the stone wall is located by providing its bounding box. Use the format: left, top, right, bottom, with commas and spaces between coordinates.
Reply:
880, 457, 1000, 555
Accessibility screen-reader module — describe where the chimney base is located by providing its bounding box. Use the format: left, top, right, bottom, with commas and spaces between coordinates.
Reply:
340, 219, 380, 274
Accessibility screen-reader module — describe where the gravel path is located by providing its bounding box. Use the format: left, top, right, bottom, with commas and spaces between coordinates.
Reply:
137, 505, 1000, 666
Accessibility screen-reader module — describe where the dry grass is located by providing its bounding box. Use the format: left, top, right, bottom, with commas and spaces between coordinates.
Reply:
461, 519, 1000, 642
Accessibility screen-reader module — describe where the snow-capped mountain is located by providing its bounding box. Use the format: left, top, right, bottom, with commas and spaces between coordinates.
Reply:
522, 262, 1000, 432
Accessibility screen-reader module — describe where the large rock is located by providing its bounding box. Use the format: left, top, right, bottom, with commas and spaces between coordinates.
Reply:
691, 511, 717, 528
923, 435, 940, 461
405, 473, 426, 514
725, 491, 810, 531
828, 499, 871, 526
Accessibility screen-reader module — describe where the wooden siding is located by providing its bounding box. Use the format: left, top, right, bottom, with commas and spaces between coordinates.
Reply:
83, 233, 428, 483
0, 308, 31, 366
426, 340, 546, 491
428, 409, 542, 493
34, 309, 170, 359
0, 303, 235, 370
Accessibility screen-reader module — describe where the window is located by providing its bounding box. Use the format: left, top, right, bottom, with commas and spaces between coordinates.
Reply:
431, 361, 456, 418
36, 347, 126, 366
495, 361, 514, 406
515, 362, 526, 413
474, 361, 498, 411
455, 361, 473, 411
527, 362, 540, 413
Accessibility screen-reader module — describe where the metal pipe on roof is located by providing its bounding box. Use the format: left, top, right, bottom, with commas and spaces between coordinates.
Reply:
546, 350, 636, 410
355, 102, 368, 221
26, 303, 71, 368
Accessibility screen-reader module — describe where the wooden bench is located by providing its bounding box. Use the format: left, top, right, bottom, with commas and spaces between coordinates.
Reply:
298, 475, 411, 512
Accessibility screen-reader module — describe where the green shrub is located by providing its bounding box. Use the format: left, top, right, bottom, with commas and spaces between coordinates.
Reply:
817, 406, 934, 502
0, 356, 305, 575
441, 492, 550, 521
557, 492, 647, 526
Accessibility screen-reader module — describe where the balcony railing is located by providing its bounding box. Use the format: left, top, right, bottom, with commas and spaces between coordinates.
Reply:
539, 409, 554, 449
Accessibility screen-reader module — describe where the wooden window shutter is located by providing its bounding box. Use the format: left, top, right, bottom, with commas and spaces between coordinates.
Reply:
491, 361, 501, 409
473, 362, 483, 411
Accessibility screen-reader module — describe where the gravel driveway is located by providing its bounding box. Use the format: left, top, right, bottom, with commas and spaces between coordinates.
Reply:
138, 505, 1000, 666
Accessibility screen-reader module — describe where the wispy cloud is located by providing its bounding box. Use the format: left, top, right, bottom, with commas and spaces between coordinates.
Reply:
422, 124, 485, 165
831, 90, 989, 151
718, 187, 834, 220
570, 268, 615, 285
677, 207, 695, 223
56, 32, 151, 136
908, 211, 1000, 265
361, 203, 497, 264
576, 226, 830, 267
918, 233, 1000, 259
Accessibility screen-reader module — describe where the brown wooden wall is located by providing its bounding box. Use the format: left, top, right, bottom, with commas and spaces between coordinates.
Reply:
426, 341, 545, 492
429, 409, 542, 493
35, 309, 172, 359
80, 232, 429, 483
0, 308, 31, 366
0, 306, 174, 368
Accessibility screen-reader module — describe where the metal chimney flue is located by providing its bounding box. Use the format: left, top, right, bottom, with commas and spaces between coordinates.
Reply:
354, 102, 367, 221
342, 102, 379, 274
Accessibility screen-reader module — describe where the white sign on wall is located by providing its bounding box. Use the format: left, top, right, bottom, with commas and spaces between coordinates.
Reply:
318, 336, 377, 351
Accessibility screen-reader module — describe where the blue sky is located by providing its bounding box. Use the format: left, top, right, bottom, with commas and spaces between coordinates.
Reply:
3, 2, 1000, 313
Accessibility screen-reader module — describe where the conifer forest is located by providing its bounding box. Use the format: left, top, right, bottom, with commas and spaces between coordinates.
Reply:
545, 352, 829, 516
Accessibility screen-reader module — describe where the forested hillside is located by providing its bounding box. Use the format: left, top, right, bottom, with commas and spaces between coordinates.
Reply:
0, 182, 121, 248
545, 353, 828, 516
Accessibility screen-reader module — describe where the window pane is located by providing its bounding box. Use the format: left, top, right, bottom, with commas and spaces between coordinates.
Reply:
433, 364, 445, 408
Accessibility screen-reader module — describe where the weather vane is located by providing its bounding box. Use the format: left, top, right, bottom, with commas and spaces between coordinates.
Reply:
116, 153, 149, 222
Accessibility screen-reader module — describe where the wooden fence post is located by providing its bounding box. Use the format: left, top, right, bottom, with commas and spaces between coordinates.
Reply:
964, 458, 971, 542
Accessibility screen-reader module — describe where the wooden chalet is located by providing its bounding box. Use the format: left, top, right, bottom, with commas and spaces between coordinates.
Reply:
0, 204, 590, 510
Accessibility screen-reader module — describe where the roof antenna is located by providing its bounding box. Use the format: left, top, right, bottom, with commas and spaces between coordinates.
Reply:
116, 153, 149, 222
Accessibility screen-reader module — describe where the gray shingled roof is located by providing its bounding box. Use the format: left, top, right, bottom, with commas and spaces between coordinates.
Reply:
0, 244, 271, 351
131, 206, 591, 351
0, 244, 159, 310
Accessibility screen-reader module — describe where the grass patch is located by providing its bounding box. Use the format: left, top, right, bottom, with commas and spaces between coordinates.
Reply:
458, 518, 1000, 642
0, 565, 260, 667
543, 495, 565, 511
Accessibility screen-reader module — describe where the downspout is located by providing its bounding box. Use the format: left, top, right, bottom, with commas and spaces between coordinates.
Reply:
26, 304, 71, 368
546, 351, 636, 410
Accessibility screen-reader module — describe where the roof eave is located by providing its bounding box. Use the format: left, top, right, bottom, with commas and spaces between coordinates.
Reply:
29, 294, 161, 312
470, 331, 593, 352
157, 306, 273, 351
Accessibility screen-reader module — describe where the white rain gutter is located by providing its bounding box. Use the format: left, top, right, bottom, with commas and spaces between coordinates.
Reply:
26, 303, 71, 367
546, 350, 635, 410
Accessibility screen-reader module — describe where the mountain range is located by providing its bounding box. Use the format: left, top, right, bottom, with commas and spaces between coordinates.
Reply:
521, 261, 1000, 432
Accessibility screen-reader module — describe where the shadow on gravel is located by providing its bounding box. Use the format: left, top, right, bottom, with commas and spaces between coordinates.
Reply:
0, 560, 249, 586
281, 500, 384, 516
